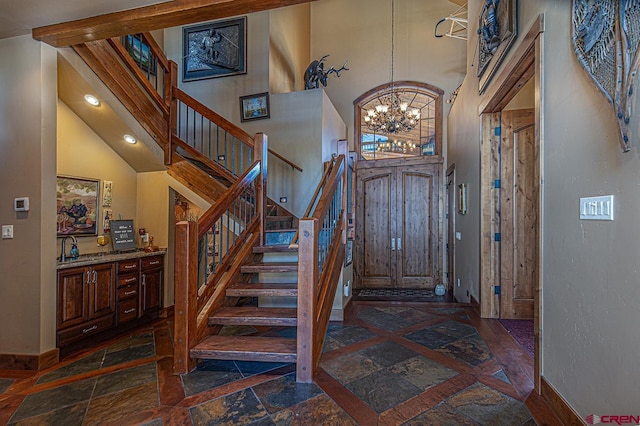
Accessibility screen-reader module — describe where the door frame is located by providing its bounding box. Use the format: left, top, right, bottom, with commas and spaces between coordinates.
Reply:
446, 164, 456, 297
478, 15, 544, 392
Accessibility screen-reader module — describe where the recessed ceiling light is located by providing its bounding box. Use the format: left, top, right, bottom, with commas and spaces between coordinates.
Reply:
84, 94, 100, 106
123, 134, 137, 144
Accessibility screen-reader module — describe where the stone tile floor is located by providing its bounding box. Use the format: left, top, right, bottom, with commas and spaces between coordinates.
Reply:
0, 301, 559, 425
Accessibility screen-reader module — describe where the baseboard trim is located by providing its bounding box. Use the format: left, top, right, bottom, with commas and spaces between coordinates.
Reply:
541, 377, 587, 426
0, 348, 59, 371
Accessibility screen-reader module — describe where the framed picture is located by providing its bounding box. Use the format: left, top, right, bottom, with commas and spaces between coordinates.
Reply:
102, 180, 112, 207
123, 34, 157, 75
240, 92, 270, 122
477, 0, 518, 94
458, 183, 468, 215
183, 17, 247, 81
57, 176, 100, 237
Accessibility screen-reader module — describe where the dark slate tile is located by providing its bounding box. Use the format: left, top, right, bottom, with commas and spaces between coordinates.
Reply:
270, 394, 356, 425
346, 369, 422, 413
251, 373, 324, 414
102, 342, 155, 368
431, 307, 466, 315
235, 360, 290, 377
376, 306, 437, 324
8, 377, 96, 423
320, 351, 383, 385
190, 389, 269, 425
389, 355, 458, 391
93, 362, 157, 398
84, 381, 159, 425
326, 324, 378, 347
404, 327, 458, 349
8, 401, 88, 426
356, 307, 414, 332
322, 336, 344, 352
360, 341, 418, 368
437, 333, 493, 367
403, 402, 480, 425
430, 320, 478, 339
0, 378, 14, 394
36, 350, 105, 385
447, 383, 533, 426
181, 360, 243, 397
106, 332, 155, 353
493, 369, 511, 384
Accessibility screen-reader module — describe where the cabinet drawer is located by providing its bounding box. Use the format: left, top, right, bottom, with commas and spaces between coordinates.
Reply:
117, 299, 138, 324
141, 256, 163, 270
118, 259, 139, 273
117, 273, 138, 288
117, 283, 138, 300
57, 315, 114, 347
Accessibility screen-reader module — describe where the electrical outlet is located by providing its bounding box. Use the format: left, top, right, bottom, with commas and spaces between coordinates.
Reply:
457, 278, 461, 287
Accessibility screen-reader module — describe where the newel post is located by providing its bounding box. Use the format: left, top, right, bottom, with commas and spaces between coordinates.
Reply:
297, 218, 318, 383
165, 60, 178, 166
174, 220, 198, 374
254, 133, 268, 246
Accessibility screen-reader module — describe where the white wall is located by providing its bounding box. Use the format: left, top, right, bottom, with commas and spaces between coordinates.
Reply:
449, 0, 640, 416
269, 4, 310, 93
0, 35, 57, 355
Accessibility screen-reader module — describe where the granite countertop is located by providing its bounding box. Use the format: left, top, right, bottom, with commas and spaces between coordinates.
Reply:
56, 248, 167, 270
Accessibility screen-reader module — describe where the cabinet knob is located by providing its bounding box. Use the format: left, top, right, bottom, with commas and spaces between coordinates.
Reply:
142, 274, 146, 286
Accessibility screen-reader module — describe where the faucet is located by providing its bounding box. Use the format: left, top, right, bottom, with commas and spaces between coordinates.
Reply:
60, 236, 77, 262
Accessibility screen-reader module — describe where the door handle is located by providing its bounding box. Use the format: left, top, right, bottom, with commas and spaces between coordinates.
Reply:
397, 237, 402, 251
391, 238, 396, 251
92, 270, 97, 283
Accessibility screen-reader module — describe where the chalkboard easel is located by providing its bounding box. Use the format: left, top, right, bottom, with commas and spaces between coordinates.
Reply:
110, 220, 137, 252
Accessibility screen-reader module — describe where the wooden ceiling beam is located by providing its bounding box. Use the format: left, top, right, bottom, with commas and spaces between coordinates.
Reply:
33, 0, 317, 47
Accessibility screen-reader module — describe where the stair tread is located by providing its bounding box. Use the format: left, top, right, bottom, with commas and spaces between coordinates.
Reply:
191, 335, 296, 363
266, 215, 295, 221
241, 262, 298, 273
227, 282, 298, 297
253, 245, 298, 253
209, 307, 297, 326
264, 228, 296, 233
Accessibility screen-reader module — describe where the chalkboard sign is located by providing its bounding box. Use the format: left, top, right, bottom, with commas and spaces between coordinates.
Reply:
110, 220, 137, 252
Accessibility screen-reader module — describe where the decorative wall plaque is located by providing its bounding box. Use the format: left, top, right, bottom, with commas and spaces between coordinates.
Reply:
572, 0, 640, 152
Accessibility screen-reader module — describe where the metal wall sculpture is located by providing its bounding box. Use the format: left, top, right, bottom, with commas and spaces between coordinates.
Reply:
572, 0, 640, 152
304, 55, 349, 90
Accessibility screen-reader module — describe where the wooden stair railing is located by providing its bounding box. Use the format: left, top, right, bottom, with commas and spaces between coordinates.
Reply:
174, 136, 268, 374
296, 140, 348, 382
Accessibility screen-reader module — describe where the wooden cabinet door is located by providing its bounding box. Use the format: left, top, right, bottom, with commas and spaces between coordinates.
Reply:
356, 167, 395, 288
396, 164, 439, 288
141, 268, 162, 315
57, 267, 89, 329
89, 263, 115, 319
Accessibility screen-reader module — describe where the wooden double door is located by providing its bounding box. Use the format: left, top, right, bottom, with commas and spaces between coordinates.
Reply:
356, 159, 441, 289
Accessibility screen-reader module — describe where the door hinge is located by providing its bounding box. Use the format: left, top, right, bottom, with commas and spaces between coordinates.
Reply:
494, 285, 501, 295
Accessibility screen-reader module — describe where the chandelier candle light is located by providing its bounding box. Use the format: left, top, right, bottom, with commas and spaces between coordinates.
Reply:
364, 0, 421, 134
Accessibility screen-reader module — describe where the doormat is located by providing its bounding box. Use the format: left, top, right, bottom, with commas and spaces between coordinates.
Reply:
499, 319, 534, 359
354, 288, 453, 302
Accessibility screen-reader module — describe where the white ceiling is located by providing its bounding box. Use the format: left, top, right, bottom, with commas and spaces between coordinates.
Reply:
0, 0, 169, 39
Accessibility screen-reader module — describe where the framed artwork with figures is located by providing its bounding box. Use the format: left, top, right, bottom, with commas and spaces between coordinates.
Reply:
57, 176, 99, 237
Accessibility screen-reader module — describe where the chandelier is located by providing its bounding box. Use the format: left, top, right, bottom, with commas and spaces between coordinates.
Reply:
363, 0, 421, 134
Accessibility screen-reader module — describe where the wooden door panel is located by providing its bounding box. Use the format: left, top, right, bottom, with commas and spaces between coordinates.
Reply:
57, 267, 89, 329
500, 109, 535, 319
398, 170, 434, 287
90, 263, 115, 319
357, 169, 394, 288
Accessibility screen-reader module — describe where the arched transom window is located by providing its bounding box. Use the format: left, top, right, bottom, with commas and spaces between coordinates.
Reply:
354, 81, 443, 160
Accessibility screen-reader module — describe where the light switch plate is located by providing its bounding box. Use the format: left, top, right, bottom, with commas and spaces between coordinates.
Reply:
580, 195, 614, 221
2, 225, 13, 239
455, 232, 462, 240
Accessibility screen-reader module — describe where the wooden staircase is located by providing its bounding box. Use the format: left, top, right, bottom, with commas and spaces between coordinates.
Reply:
191, 239, 301, 364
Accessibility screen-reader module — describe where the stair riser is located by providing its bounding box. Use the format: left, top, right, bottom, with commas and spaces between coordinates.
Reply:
241, 266, 297, 273
190, 350, 296, 363
209, 318, 297, 327
226, 289, 298, 297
